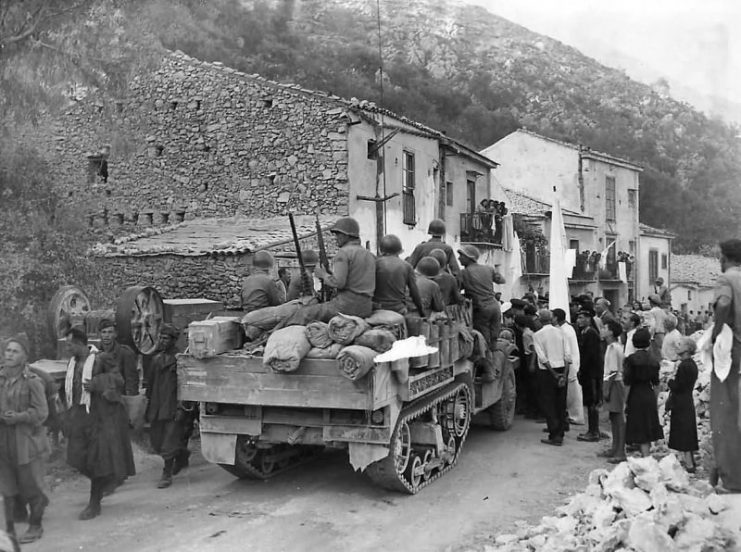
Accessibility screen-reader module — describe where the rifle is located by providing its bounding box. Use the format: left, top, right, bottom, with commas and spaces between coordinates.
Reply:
315, 214, 332, 302
288, 214, 313, 299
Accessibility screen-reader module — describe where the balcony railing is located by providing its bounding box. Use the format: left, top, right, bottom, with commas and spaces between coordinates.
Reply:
459, 212, 503, 246
524, 249, 550, 275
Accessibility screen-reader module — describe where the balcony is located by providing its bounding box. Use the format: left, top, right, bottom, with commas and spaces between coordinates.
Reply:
459, 212, 503, 246
523, 245, 550, 276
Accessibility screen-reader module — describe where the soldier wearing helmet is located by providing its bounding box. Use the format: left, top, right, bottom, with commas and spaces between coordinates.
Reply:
407, 257, 445, 316
241, 250, 285, 313
407, 219, 461, 279
284, 216, 376, 324
429, 248, 464, 307
286, 250, 320, 301
458, 244, 506, 347
372, 234, 426, 315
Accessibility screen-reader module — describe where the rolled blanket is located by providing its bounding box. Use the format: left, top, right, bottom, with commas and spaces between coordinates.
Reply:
337, 345, 378, 382
328, 314, 370, 345
263, 325, 312, 372
305, 321, 333, 349
305, 343, 343, 359
354, 329, 396, 353
241, 300, 302, 331
470, 329, 487, 360
457, 325, 475, 359
365, 310, 406, 327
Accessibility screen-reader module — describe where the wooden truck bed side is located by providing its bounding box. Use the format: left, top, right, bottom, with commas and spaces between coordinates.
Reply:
177, 353, 399, 411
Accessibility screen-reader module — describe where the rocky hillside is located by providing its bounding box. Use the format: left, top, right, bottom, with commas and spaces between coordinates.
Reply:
141, 0, 741, 252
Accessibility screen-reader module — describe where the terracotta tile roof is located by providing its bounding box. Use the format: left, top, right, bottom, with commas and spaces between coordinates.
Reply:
671, 254, 719, 288
91, 215, 340, 257
640, 222, 676, 239
502, 187, 582, 217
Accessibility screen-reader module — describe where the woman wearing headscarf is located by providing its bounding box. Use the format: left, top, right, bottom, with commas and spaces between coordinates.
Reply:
0, 335, 49, 546
710, 239, 741, 492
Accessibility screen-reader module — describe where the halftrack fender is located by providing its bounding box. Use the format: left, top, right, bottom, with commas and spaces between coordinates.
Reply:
348, 396, 403, 472
201, 432, 238, 465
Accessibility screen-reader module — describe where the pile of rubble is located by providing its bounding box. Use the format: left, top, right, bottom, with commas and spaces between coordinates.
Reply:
488, 455, 739, 551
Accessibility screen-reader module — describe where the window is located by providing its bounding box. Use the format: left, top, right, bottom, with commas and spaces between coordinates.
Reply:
367, 139, 377, 160
87, 154, 108, 184
402, 151, 416, 225
446, 181, 453, 206
466, 179, 476, 214
569, 239, 580, 252
661, 253, 667, 269
605, 176, 616, 222
649, 249, 659, 286
688, 290, 692, 301
628, 189, 637, 210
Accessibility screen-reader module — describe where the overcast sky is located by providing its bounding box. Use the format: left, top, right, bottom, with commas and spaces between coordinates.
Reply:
467, 0, 741, 120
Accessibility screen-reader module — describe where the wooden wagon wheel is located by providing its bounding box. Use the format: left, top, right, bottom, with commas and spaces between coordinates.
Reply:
116, 286, 165, 355
48, 285, 92, 340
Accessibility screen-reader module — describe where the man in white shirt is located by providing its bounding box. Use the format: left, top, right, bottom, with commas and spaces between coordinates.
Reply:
532, 309, 572, 446
621, 311, 641, 357
552, 308, 584, 426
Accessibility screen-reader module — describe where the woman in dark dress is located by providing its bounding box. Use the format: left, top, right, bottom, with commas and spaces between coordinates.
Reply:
79, 352, 136, 519
667, 337, 699, 472
624, 328, 664, 457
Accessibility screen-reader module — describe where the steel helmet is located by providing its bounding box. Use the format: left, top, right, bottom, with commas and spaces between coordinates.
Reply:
253, 250, 275, 269
417, 256, 441, 277
427, 219, 446, 236
380, 234, 403, 255
429, 248, 447, 269
330, 217, 360, 238
457, 245, 480, 262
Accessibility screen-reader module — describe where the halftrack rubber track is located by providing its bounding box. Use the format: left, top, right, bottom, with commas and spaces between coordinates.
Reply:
364, 379, 473, 494
219, 442, 324, 480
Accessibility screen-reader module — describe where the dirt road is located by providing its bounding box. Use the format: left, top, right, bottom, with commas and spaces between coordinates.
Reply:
24, 417, 608, 552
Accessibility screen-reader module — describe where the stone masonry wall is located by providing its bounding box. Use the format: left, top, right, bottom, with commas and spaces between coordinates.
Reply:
90, 232, 340, 308
17, 51, 351, 236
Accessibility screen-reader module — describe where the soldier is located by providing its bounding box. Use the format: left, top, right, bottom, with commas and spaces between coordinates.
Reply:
146, 324, 195, 489
429, 248, 464, 307
284, 217, 376, 325
241, 251, 285, 313
372, 235, 425, 315
407, 257, 445, 317
97, 319, 139, 396
407, 219, 461, 279
0, 335, 49, 546
276, 267, 291, 303
458, 245, 506, 347
286, 250, 319, 301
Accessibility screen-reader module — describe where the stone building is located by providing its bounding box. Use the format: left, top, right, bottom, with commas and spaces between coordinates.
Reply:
13, 50, 505, 304
637, 223, 675, 303
482, 129, 666, 308
670, 254, 719, 316
19, 50, 497, 255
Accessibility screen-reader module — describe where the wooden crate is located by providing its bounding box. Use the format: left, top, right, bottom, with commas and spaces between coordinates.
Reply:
188, 316, 243, 359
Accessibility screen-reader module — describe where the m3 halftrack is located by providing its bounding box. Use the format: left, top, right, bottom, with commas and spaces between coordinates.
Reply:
177, 306, 517, 494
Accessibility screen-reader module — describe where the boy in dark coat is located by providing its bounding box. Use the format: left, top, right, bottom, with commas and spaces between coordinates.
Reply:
576, 307, 603, 442
146, 324, 196, 489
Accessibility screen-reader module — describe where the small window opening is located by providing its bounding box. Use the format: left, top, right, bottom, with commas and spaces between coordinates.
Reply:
142, 213, 153, 225
114, 213, 124, 225
155, 145, 164, 157
195, 99, 201, 110
68, 191, 74, 198
170, 100, 178, 110
131, 213, 139, 225
161, 212, 170, 224
87, 154, 108, 184
367, 139, 378, 160
263, 97, 273, 109
175, 211, 186, 223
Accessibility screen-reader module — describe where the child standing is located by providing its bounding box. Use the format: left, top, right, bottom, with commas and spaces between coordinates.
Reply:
667, 337, 699, 472
624, 328, 664, 457
601, 320, 627, 463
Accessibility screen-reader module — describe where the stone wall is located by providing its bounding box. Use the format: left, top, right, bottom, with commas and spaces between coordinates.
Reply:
17, 51, 352, 235
91, 232, 340, 308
